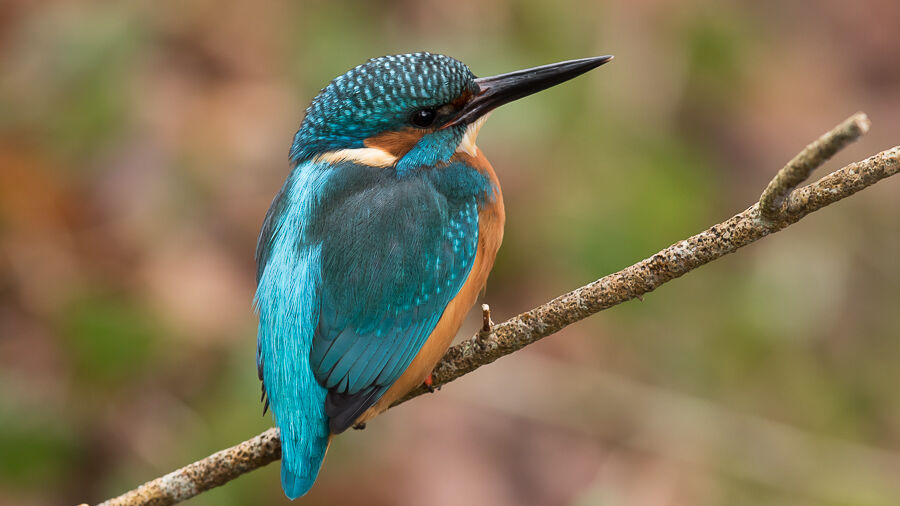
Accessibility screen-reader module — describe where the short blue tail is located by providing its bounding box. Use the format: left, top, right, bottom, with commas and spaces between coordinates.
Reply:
253, 196, 331, 499
282, 465, 315, 500
281, 463, 318, 500
280, 433, 329, 499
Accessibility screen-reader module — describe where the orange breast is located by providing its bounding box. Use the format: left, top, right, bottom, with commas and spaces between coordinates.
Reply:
357, 148, 505, 423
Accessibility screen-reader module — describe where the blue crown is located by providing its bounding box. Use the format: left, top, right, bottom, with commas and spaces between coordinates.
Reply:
290, 52, 476, 163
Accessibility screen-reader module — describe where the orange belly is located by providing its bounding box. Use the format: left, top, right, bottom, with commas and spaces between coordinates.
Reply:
356, 148, 505, 424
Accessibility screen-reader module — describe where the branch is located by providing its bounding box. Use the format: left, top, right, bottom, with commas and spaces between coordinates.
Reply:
96, 113, 900, 506
759, 112, 870, 221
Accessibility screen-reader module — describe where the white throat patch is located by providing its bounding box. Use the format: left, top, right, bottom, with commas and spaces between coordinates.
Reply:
456, 113, 491, 157
315, 147, 398, 168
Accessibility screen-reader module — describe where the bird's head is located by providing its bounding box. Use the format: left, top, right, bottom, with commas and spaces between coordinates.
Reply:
291, 52, 613, 175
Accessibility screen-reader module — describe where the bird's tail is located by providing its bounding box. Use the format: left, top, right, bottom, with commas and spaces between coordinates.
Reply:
280, 432, 330, 499
256, 239, 331, 499
281, 466, 313, 501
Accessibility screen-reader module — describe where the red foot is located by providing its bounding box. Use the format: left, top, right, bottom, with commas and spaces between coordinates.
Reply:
423, 373, 435, 393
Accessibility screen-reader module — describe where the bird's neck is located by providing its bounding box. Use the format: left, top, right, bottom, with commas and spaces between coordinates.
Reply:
394, 127, 466, 176
304, 126, 469, 177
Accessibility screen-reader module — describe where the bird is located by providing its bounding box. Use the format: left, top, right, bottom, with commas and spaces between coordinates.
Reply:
254, 51, 613, 499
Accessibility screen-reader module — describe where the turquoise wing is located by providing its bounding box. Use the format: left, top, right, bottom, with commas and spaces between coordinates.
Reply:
307, 161, 486, 432
256, 159, 493, 466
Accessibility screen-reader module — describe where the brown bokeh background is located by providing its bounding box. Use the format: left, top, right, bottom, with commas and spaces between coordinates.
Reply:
1, 1, 899, 505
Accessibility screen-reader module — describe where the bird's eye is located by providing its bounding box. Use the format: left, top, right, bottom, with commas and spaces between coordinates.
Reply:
410, 108, 437, 128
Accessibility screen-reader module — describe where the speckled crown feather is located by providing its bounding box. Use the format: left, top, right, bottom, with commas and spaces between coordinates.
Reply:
290, 52, 477, 163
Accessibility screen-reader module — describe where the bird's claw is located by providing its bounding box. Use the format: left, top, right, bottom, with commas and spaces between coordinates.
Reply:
423, 372, 440, 393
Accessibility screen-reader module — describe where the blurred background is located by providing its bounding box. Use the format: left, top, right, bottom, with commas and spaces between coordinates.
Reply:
1, 1, 899, 505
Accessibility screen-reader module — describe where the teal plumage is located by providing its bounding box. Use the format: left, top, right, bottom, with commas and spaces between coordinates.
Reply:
288, 53, 476, 164
255, 164, 330, 498
254, 52, 612, 499
256, 158, 494, 497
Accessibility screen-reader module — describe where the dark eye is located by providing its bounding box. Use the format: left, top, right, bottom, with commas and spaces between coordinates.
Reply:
410, 108, 436, 128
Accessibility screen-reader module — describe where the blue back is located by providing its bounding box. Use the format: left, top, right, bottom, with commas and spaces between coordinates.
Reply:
255, 157, 495, 497
254, 164, 331, 498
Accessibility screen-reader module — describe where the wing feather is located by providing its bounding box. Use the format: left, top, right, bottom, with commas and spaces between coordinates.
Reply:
308, 164, 484, 432
258, 159, 493, 435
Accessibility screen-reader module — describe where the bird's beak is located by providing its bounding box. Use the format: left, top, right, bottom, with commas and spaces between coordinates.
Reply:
445, 55, 614, 128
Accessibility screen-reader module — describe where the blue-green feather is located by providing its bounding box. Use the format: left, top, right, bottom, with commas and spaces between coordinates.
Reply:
307, 160, 493, 432
289, 53, 476, 163
255, 157, 494, 496
254, 163, 331, 499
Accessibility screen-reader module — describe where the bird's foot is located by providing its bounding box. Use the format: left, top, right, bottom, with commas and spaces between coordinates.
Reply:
423, 373, 439, 393
477, 304, 493, 346
352, 422, 367, 430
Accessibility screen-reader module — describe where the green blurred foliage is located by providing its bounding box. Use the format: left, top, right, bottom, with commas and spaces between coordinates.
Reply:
0, 411, 78, 490
59, 293, 161, 388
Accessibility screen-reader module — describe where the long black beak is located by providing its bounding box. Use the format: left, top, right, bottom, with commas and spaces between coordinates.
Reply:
445, 55, 614, 127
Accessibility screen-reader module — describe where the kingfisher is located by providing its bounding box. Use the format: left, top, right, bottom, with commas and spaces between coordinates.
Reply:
254, 52, 613, 499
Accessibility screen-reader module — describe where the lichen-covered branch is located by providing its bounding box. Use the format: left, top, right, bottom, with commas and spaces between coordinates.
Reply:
402, 144, 899, 404
91, 429, 281, 506
96, 114, 900, 506
759, 112, 870, 221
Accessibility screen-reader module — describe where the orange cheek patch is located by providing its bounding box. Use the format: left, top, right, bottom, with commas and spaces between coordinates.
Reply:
364, 128, 426, 159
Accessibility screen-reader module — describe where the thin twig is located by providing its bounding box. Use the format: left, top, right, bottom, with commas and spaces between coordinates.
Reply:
97, 116, 900, 506
477, 303, 493, 343
96, 429, 281, 506
759, 112, 870, 222
402, 144, 900, 404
